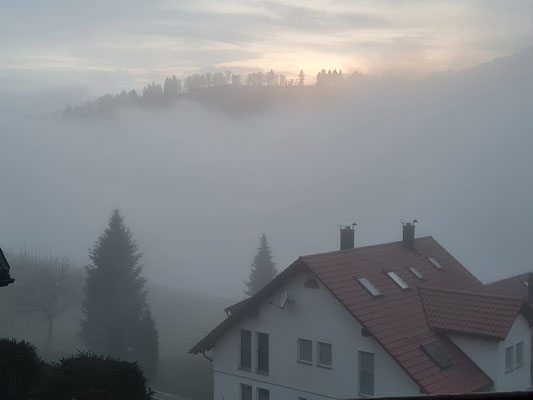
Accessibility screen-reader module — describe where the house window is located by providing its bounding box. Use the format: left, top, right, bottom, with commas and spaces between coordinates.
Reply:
505, 345, 513, 372
317, 342, 332, 368
240, 330, 252, 370
304, 277, 319, 289
516, 342, 524, 368
359, 351, 374, 396
257, 388, 270, 400
298, 338, 312, 364
240, 384, 252, 400
256, 332, 269, 374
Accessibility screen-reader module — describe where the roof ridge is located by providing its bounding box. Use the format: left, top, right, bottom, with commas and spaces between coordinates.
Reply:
301, 235, 435, 259
419, 285, 525, 302
485, 272, 529, 286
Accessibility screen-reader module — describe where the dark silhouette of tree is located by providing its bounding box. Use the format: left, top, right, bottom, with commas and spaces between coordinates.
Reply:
7, 250, 82, 351
265, 69, 277, 86
298, 70, 305, 86
315, 68, 345, 86
142, 82, 163, 105
80, 209, 158, 381
245, 233, 277, 296
163, 75, 180, 101
0, 339, 44, 399
231, 74, 242, 86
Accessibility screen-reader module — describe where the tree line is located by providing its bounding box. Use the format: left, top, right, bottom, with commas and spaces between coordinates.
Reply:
64, 67, 351, 117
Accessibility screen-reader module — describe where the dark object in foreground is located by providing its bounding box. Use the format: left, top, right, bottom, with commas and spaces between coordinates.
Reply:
350, 392, 533, 400
0, 339, 43, 399
0, 248, 14, 287
42, 351, 152, 400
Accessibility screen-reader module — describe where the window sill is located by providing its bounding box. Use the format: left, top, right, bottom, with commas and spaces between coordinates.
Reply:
297, 360, 313, 366
238, 366, 251, 373
358, 393, 374, 398
255, 370, 269, 376
505, 368, 513, 374
316, 363, 332, 370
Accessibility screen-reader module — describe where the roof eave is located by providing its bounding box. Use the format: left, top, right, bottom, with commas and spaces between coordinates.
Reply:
188, 258, 309, 354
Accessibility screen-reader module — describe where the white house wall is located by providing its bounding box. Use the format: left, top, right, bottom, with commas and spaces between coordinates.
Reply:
449, 315, 531, 392
211, 272, 420, 399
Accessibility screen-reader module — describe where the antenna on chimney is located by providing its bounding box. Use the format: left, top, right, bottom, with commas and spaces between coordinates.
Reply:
401, 219, 418, 249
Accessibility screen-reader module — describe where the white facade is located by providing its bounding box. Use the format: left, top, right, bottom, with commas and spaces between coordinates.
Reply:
450, 316, 532, 392
211, 272, 420, 400
208, 272, 533, 399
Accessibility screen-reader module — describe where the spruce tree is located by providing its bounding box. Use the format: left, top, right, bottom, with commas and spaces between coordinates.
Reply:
80, 209, 159, 381
245, 233, 277, 296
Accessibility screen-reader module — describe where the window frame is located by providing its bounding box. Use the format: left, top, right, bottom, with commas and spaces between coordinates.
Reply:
240, 383, 252, 400
304, 277, 319, 289
257, 387, 270, 400
505, 345, 514, 373
256, 332, 269, 375
316, 341, 332, 368
297, 338, 313, 365
515, 342, 524, 369
239, 329, 252, 371
358, 351, 374, 396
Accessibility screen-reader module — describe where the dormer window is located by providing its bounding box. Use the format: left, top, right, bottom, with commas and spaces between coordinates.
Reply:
421, 342, 452, 369
304, 278, 319, 289
428, 257, 443, 270
387, 272, 409, 289
357, 277, 381, 297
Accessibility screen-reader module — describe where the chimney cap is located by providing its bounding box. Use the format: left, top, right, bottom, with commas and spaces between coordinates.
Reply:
339, 222, 357, 230
401, 219, 418, 227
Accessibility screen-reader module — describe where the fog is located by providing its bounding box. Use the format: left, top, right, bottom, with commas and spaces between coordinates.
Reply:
1, 47, 533, 300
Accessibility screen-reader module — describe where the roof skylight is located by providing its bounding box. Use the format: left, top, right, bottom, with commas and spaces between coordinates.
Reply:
428, 257, 443, 269
357, 277, 381, 297
408, 266, 423, 280
421, 342, 452, 369
387, 271, 409, 289
523, 280, 529, 287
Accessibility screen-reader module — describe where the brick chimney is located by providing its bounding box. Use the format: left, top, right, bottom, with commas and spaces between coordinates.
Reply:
402, 220, 417, 249
340, 223, 356, 250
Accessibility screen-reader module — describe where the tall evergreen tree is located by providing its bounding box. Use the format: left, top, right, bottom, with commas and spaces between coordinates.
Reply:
245, 233, 277, 296
80, 209, 159, 381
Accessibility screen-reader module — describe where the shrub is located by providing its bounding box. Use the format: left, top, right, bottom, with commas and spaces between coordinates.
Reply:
41, 351, 152, 400
0, 338, 43, 399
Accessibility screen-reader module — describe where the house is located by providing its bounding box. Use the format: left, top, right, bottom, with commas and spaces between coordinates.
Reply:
0, 247, 14, 287
190, 223, 533, 399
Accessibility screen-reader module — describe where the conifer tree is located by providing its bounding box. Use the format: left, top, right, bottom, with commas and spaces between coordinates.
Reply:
245, 233, 277, 296
80, 209, 159, 381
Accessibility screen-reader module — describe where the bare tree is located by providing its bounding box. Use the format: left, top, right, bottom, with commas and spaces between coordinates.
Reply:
8, 249, 83, 350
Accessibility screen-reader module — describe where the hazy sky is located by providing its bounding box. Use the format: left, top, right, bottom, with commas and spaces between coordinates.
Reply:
1, 0, 533, 95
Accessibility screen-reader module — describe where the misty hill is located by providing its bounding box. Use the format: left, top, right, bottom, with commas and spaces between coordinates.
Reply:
62, 69, 352, 117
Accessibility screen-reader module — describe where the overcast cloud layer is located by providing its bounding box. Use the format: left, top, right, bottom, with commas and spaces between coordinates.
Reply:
1, 0, 533, 96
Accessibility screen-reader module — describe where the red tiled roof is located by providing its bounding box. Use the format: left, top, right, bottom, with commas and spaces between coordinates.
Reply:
301, 236, 491, 394
419, 286, 526, 340
483, 273, 529, 301
190, 236, 496, 394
